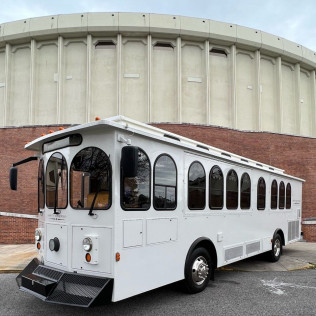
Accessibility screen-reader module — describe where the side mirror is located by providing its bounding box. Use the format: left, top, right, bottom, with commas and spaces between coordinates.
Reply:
10, 167, 18, 190
121, 146, 138, 177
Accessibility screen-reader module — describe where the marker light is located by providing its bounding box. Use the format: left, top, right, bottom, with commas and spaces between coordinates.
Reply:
35, 229, 42, 241
82, 237, 93, 252
116, 252, 121, 262
95, 117, 101, 121
85, 253, 91, 262
37, 242, 41, 250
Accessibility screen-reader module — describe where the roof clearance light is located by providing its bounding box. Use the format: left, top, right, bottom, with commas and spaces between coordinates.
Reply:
83, 237, 93, 252
58, 127, 65, 130
48, 130, 54, 134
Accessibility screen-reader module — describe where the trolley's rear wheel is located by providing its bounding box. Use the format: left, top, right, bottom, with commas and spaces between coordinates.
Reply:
183, 247, 211, 293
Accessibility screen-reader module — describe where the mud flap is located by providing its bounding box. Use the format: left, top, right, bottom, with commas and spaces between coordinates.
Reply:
17, 258, 113, 307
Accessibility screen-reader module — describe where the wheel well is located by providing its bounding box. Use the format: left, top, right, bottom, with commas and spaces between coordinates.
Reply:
186, 238, 218, 269
274, 229, 285, 246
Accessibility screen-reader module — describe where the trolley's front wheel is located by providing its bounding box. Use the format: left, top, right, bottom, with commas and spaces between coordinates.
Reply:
269, 234, 282, 262
183, 247, 211, 293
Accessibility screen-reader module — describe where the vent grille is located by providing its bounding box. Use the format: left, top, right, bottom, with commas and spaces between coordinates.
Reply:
288, 220, 300, 241
246, 241, 260, 255
225, 246, 243, 261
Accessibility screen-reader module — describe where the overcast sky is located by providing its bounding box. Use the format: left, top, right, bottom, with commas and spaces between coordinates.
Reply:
1, 0, 315, 51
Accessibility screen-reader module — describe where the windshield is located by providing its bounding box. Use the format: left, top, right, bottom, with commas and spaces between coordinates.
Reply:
70, 147, 111, 210
46, 152, 68, 209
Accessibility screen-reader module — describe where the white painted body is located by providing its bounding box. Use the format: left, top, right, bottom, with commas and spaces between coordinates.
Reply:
29, 116, 303, 302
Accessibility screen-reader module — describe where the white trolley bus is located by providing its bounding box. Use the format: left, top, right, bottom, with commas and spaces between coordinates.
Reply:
11, 116, 304, 307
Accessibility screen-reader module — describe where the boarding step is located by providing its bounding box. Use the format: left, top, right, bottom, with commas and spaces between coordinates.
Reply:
17, 258, 113, 307
21, 273, 56, 297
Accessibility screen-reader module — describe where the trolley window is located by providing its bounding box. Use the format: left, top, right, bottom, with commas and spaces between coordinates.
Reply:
209, 166, 223, 210
279, 181, 285, 209
286, 183, 291, 209
226, 170, 238, 210
46, 152, 68, 209
122, 148, 150, 210
271, 180, 278, 209
188, 161, 206, 210
257, 177, 266, 210
240, 173, 251, 209
70, 147, 111, 210
154, 154, 177, 210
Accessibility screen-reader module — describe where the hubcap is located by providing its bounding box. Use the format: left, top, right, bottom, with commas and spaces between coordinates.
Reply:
192, 256, 209, 285
274, 239, 281, 257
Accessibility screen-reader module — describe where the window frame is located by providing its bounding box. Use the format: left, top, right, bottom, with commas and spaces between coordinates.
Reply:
153, 153, 177, 211
226, 169, 239, 210
209, 165, 224, 210
286, 183, 291, 209
70, 146, 112, 211
38, 158, 45, 211
188, 161, 206, 211
271, 180, 278, 210
45, 151, 68, 210
257, 177, 266, 211
279, 181, 285, 209
240, 172, 251, 210
121, 147, 151, 211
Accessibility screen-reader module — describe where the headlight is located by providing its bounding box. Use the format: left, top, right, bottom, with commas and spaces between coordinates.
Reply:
83, 237, 93, 252
35, 229, 42, 241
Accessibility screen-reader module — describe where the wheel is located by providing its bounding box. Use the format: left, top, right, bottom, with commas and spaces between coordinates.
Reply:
269, 234, 282, 262
183, 247, 211, 294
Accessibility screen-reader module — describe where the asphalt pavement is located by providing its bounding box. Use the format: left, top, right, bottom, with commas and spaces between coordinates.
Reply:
0, 241, 315, 273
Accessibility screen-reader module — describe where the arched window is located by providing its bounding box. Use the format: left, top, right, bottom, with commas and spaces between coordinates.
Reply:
46, 152, 68, 209
122, 148, 150, 210
279, 181, 285, 209
257, 177, 266, 210
209, 166, 223, 210
154, 154, 177, 210
240, 173, 251, 209
226, 170, 238, 210
188, 161, 206, 210
286, 183, 291, 209
271, 180, 278, 209
70, 147, 111, 210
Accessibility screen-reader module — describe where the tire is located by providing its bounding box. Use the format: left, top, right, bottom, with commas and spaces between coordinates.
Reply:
269, 234, 282, 262
183, 247, 211, 294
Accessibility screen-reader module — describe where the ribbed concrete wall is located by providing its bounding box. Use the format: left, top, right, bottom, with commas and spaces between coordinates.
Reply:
0, 13, 315, 137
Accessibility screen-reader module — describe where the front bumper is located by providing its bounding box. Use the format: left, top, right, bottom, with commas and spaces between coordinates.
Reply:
16, 258, 113, 307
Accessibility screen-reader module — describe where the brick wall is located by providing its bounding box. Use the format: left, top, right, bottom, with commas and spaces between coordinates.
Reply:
302, 223, 316, 241
0, 124, 315, 243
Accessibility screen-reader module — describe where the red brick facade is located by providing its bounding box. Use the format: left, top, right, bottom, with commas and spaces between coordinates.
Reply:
0, 124, 315, 243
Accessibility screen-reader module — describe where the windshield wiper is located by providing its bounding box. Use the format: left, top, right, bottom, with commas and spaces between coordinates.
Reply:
53, 169, 61, 215
89, 177, 102, 216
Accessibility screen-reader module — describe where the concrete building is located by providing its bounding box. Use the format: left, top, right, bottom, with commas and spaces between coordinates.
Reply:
0, 13, 315, 242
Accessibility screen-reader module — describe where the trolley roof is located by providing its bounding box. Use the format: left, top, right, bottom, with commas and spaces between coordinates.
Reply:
25, 116, 305, 182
